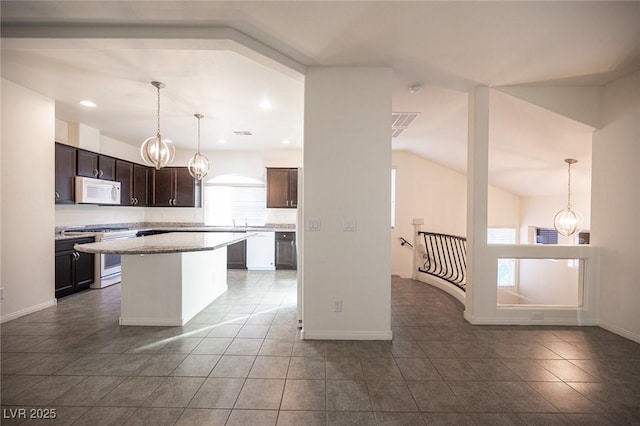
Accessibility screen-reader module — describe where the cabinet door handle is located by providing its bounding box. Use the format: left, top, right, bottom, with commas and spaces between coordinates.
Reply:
55, 191, 60, 199
131, 198, 135, 205
134, 198, 138, 205
93, 169, 99, 177
72, 252, 79, 260
99, 170, 104, 178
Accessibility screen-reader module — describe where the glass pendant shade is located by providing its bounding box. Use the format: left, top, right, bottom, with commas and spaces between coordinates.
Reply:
141, 81, 173, 169
188, 152, 210, 180
553, 158, 582, 238
554, 207, 583, 237
141, 134, 175, 170
188, 113, 210, 180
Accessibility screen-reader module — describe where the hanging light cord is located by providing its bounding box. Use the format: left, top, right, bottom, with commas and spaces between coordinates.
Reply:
197, 116, 201, 153
156, 85, 161, 136
567, 161, 572, 209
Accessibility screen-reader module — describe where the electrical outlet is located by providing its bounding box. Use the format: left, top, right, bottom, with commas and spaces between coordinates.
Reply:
333, 299, 342, 312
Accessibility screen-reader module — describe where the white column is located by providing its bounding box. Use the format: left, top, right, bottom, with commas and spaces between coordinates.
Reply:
465, 86, 491, 323
302, 67, 392, 340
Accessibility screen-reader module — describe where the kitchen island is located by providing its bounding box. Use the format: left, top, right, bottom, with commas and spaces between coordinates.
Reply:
75, 232, 255, 326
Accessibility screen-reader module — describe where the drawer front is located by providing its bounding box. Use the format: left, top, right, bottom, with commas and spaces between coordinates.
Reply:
275, 232, 295, 241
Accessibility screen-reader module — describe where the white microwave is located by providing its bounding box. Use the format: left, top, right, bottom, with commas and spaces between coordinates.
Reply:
75, 176, 121, 205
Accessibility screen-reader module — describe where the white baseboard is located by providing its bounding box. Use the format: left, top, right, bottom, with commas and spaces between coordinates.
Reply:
119, 316, 184, 326
300, 329, 393, 340
1, 299, 57, 323
599, 320, 640, 344
464, 311, 599, 326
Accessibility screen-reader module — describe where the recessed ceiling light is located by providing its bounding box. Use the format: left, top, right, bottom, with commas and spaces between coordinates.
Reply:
79, 100, 96, 107
408, 84, 423, 94
218, 139, 227, 144
282, 139, 291, 145
259, 99, 272, 110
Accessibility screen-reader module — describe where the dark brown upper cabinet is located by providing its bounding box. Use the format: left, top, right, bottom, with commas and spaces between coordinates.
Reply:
133, 163, 150, 207
152, 167, 201, 208
115, 160, 133, 205
77, 149, 116, 180
116, 160, 150, 206
266, 168, 298, 208
55, 142, 77, 204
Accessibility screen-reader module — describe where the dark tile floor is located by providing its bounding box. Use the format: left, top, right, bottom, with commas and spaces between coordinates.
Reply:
2, 271, 640, 425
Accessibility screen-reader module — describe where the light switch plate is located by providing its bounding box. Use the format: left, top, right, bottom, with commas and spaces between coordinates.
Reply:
307, 218, 321, 231
343, 218, 357, 231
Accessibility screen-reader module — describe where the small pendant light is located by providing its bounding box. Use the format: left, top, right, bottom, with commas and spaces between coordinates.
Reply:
553, 158, 583, 237
141, 81, 175, 169
187, 113, 210, 180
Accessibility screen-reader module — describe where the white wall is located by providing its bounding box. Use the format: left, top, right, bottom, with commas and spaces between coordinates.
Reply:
1, 79, 56, 321
592, 71, 640, 343
518, 259, 580, 306
488, 185, 521, 229
391, 150, 520, 278
302, 67, 392, 339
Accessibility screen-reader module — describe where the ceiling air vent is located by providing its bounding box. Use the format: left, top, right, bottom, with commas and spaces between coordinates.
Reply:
233, 131, 253, 136
392, 112, 420, 138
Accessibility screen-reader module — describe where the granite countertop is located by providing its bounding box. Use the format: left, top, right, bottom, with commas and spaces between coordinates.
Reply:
146, 225, 294, 232
55, 222, 296, 240
74, 232, 255, 255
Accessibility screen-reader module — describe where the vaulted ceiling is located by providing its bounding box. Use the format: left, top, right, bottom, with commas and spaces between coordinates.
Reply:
2, 1, 639, 196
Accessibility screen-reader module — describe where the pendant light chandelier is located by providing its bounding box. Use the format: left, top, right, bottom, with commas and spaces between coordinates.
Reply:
553, 158, 583, 237
187, 113, 210, 180
141, 81, 175, 169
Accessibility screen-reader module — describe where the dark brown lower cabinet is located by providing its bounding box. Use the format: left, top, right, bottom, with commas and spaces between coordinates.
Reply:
275, 232, 296, 270
227, 240, 247, 269
55, 237, 95, 298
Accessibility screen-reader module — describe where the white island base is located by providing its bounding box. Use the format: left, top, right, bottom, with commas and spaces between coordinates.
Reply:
119, 248, 227, 326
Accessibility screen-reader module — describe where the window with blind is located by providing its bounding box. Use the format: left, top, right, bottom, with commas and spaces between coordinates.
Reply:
488, 228, 517, 287
536, 227, 558, 244
204, 184, 266, 226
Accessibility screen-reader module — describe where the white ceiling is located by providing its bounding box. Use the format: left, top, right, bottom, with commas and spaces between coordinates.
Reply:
2, 1, 639, 197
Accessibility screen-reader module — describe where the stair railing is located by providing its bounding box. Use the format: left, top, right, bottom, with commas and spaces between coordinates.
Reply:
399, 237, 413, 248
417, 231, 467, 291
